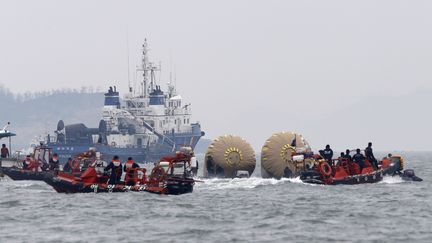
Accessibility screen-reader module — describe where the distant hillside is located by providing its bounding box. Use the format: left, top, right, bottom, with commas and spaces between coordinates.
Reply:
0, 87, 104, 150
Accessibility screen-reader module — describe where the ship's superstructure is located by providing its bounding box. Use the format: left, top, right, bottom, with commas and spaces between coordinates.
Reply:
48, 40, 203, 162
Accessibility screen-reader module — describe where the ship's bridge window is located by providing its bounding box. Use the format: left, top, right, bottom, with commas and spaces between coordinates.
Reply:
149, 95, 165, 105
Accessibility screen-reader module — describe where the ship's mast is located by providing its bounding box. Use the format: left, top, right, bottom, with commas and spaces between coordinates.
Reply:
138, 39, 160, 98
142, 39, 150, 98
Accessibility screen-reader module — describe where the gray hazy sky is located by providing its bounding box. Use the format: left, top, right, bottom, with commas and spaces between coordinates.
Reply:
1, 0, 431, 151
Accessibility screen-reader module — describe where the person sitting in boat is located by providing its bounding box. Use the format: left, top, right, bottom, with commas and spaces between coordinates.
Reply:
22, 155, 31, 169
123, 157, 140, 186
63, 158, 73, 172
365, 142, 378, 169
344, 149, 352, 162
23, 155, 41, 171
49, 153, 60, 171
63, 158, 81, 175
352, 149, 365, 171
104, 155, 123, 185
1, 144, 9, 158
322, 145, 334, 166
380, 153, 393, 169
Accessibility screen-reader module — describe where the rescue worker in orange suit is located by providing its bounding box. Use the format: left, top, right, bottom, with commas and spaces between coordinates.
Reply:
123, 157, 139, 186
352, 149, 365, 171
104, 155, 123, 184
322, 145, 334, 166
49, 153, 60, 171
365, 142, 378, 169
1, 144, 9, 158
380, 154, 393, 169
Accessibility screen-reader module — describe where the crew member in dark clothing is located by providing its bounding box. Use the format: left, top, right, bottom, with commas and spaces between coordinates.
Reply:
1, 144, 9, 158
344, 149, 352, 162
63, 158, 73, 172
322, 145, 334, 166
124, 157, 140, 186
365, 142, 378, 169
104, 155, 123, 184
352, 149, 365, 171
49, 153, 60, 171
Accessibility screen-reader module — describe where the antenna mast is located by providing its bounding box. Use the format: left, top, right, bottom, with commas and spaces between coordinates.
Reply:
136, 38, 161, 97
126, 33, 131, 93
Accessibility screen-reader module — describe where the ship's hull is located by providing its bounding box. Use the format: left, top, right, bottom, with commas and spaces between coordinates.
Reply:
48, 132, 202, 163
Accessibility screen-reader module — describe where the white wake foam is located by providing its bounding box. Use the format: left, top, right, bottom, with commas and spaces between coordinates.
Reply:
380, 176, 404, 184
195, 176, 304, 190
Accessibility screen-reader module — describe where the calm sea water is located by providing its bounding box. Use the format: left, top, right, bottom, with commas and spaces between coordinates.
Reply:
0, 152, 431, 243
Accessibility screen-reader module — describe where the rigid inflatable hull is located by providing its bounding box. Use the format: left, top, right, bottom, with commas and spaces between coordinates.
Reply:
43, 174, 194, 195
1, 167, 51, 181
300, 163, 403, 185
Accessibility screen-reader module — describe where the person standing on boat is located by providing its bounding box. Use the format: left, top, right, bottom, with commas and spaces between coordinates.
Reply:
322, 145, 334, 166
352, 149, 365, 171
344, 149, 352, 162
49, 153, 60, 171
365, 142, 378, 169
124, 157, 139, 186
1, 144, 9, 158
190, 152, 198, 176
104, 155, 123, 184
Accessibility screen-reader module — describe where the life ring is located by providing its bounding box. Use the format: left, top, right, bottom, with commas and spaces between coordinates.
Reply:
319, 162, 332, 177
150, 166, 166, 182
111, 142, 116, 147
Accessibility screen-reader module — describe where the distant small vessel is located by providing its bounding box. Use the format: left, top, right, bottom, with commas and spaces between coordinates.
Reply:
0, 122, 16, 139
46, 39, 204, 163
1, 145, 54, 181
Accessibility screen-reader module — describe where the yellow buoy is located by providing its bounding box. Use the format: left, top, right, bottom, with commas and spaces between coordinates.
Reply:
261, 131, 312, 179
204, 135, 256, 178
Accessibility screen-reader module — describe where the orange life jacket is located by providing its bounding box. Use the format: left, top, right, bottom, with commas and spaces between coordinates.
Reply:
125, 160, 135, 170
381, 158, 391, 169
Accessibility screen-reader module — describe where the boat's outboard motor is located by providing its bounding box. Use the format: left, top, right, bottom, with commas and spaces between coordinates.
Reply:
402, 169, 423, 182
